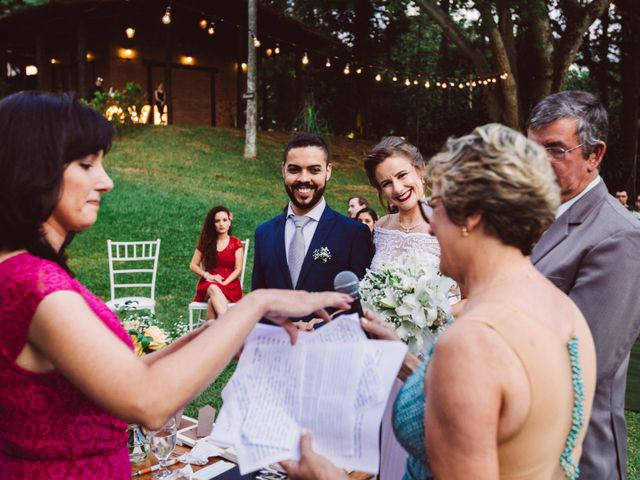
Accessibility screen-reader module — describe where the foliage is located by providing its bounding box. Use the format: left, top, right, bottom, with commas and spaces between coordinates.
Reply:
0, 0, 47, 16
88, 82, 148, 134
292, 101, 331, 136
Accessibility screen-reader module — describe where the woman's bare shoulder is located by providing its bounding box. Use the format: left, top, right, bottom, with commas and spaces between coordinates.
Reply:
376, 213, 396, 229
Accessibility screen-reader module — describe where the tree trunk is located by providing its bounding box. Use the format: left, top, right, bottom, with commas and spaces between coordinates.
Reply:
438, 0, 450, 114
244, 0, 258, 159
354, 0, 373, 136
618, 0, 640, 197
414, 0, 502, 121
551, 0, 612, 91
520, 1, 553, 105
76, 18, 87, 99
598, 11, 610, 108
477, 0, 520, 128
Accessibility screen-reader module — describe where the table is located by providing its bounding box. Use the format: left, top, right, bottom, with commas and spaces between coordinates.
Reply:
131, 444, 373, 480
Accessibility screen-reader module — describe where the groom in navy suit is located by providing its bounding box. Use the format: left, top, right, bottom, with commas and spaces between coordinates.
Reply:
252, 133, 374, 310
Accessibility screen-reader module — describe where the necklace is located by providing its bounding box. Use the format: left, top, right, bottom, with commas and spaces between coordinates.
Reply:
398, 219, 423, 232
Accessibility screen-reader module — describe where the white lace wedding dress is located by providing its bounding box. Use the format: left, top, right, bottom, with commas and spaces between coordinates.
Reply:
371, 226, 441, 271
372, 226, 441, 480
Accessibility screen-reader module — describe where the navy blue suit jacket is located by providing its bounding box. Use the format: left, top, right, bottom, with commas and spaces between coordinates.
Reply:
252, 205, 374, 293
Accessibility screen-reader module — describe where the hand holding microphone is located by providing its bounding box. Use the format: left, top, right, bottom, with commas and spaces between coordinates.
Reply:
333, 271, 399, 341
333, 271, 364, 317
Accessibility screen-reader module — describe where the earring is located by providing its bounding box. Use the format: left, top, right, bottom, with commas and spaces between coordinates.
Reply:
461, 226, 469, 237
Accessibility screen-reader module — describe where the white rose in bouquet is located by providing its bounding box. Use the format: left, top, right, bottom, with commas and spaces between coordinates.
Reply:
360, 251, 455, 355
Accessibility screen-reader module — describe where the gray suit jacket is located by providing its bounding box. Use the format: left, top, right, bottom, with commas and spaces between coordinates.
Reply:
532, 180, 640, 480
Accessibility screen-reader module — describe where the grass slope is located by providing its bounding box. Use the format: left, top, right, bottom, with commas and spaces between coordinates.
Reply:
66, 125, 638, 476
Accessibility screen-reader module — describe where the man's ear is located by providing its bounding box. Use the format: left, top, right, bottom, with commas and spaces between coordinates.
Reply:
588, 141, 606, 171
326, 162, 333, 182
281, 161, 286, 179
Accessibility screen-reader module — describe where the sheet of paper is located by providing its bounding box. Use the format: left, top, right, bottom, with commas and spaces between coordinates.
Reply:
210, 315, 407, 474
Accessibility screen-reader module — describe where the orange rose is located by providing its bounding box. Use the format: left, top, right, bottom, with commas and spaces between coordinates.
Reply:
143, 326, 168, 351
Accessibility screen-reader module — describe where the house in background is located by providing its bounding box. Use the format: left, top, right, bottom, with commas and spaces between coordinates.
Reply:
0, 0, 335, 127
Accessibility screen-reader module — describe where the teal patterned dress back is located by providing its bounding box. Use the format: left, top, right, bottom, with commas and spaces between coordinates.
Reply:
390, 329, 589, 480
392, 346, 434, 480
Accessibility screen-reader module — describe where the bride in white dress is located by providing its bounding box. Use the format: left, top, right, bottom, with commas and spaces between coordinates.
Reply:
364, 136, 440, 480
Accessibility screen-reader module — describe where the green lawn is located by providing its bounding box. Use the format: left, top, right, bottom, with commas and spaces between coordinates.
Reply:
66, 125, 639, 477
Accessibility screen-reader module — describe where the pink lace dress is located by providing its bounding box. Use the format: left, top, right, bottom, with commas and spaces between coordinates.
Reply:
0, 253, 133, 479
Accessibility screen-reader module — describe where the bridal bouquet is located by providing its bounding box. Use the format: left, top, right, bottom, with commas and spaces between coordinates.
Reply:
360, 251, 455, 355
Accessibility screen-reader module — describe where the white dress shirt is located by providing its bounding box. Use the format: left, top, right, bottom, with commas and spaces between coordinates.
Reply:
285, 198, 326, 260
556, 176, 601, 219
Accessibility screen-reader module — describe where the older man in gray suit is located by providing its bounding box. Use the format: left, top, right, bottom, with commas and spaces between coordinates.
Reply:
527, 91, 640, 479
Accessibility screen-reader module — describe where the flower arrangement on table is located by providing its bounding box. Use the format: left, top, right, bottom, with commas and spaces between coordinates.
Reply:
359, 251, 455, 355
118, 303, 189, 356
117, 306, 189, 462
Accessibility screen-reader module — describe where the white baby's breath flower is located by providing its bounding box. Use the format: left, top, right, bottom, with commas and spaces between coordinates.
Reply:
360, 252, 457, 355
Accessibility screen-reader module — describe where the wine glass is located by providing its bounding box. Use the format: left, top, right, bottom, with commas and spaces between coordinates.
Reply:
148, 416, 178, 479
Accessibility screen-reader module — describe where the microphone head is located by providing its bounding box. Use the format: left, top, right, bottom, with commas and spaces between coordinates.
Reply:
334, 270, 360, 298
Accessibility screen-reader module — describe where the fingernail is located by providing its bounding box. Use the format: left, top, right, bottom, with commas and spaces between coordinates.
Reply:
361, 318, 369, 324
301, 428, 310, 435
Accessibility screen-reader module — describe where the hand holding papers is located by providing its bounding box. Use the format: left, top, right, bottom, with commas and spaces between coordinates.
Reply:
210, 314, 407, 474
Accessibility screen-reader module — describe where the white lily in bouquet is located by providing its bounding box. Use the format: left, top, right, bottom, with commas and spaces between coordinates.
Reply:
360, 251, 456, 355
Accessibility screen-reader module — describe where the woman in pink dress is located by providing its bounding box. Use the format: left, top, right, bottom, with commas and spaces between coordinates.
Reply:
0, 92, 352, 480
190, 206, 244, 320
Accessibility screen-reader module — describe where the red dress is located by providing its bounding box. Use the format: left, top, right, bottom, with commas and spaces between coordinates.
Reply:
194, 236, 243, 303
0, 253, 132, 479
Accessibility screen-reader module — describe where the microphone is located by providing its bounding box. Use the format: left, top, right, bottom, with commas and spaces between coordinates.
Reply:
333, 270, 364, 317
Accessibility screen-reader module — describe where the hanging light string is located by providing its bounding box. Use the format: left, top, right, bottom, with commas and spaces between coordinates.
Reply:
158, 1, 511, 89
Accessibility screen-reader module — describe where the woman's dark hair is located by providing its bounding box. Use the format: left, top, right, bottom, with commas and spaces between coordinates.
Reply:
355, 207, 378, 223
197, 205, 232, 271
364, 136, 425, 213
0, 92, 114, 272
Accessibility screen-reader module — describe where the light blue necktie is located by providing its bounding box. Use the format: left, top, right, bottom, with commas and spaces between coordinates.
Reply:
288, 215, 312, 287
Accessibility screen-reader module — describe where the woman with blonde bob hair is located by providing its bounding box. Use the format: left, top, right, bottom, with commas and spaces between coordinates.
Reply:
284, 124, 597, 480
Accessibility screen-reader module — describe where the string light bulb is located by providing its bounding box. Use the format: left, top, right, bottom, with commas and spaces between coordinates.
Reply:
356, 67, 363, 74
413, 79, 418, 85
404, 78, 411, 86
207, 21, 216, 35
458, 83, 464, 89
302, 51, 309, 65
343, 63, 350, 75
436, 81, 441, 87
125, 27, 135, 39
442, 83, 448, 89
274, 43, 280, 55
325, 58, 331, 68
424, 80, 430, 88
252, 34, 261, 48
375, 73, 382, 82
471, 81, 477, 87
161, 6, 172, 24
199, 19, 207, 29
392, 75, 397, 82
266, 48, 273, 57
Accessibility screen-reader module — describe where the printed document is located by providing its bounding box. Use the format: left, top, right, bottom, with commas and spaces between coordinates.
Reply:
210, 314, 407, 474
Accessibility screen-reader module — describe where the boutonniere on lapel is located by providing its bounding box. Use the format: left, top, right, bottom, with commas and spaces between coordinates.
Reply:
312, 247, 332, 263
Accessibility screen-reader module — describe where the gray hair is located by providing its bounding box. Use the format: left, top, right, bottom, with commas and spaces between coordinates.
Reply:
526, 90, 608, 158
426, 123, 560, 256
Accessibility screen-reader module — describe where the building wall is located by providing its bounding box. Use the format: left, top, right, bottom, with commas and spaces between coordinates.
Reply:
102, 42, 237, 127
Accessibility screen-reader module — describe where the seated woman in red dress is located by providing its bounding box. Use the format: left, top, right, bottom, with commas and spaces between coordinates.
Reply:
190, 206, 244, 320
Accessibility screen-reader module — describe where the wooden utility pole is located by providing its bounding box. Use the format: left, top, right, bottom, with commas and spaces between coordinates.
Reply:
243, 0, 258, 159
